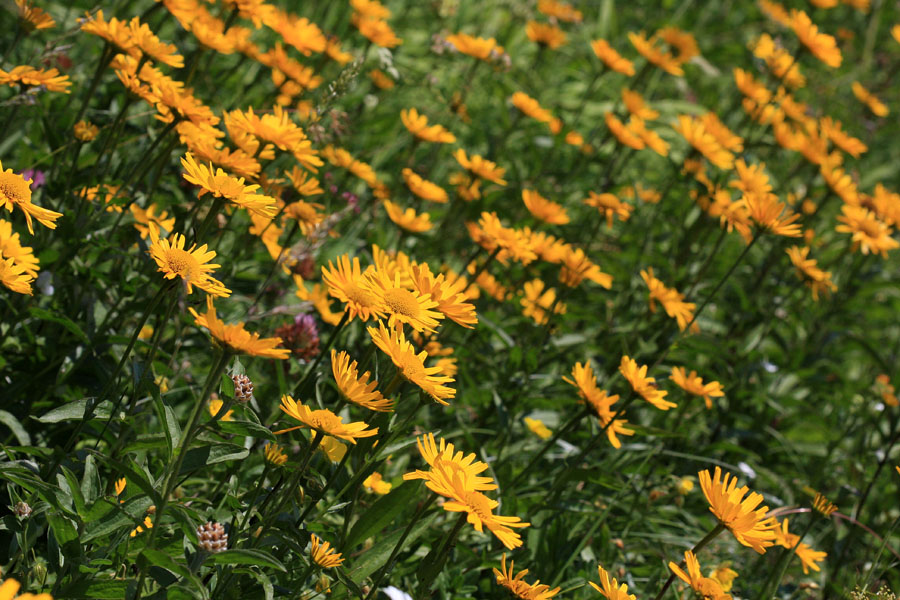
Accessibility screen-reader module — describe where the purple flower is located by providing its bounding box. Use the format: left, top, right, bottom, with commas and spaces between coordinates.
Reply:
274, 314, 320, 360
20, 169, 45, 190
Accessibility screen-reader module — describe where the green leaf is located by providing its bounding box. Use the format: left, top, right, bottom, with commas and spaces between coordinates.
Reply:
81, 454, 101, 505
60, 467, 87, 518
344, 481, 422, 550
28, 307, 89, 344
141, 549, 205, 591
36, 398, 113, 423
217, 419, 275, 441
208, 549, 286, 572
152, 387, 182, 458
83, 497, 154, 543
347, 513, 436, 585
47, 513, 79, 545
0, 411, 30, 445
178, 444, 249, 475
60, 579, 130, 599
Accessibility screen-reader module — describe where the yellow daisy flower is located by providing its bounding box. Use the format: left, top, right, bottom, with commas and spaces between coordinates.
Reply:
310, 534, 344, 568
275, 395, 378, 443
522, 189, 570, 225
362, 268, 443, 333
493, 554, 560, 599
0, 161, 62, 234
331, 349, 394, 412
188, 297, 290, 359
699, 466, 778, 553
321, 255, 385, 322
148, 231, 231, 298
367, 323, 455, 404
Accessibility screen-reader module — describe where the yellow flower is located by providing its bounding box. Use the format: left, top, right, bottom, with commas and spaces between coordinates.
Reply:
353, 15, 402, 48
188, 297, 290, 359
402, 433, 497, 494
537, 0, 582, 23
0, 160, 62, 234
523, 417, 552, 440
786, 246, 837, 300
668, 551, 732, 600
369, 69, 395, 89
699, 466, 778, 553
264, 442, 288, 466
15, 0, 55, 30
709, 565, 738, 592
0, 219, 38, 279
590, 564, 635, 600
590, 39, 635, 76
130, 204, 175, 240
114, 477, 127, 497
521, 279, 566, 325
148, 231, 231, 297
835, 204, 899, 257
558, 247, 612, 289
525, 21, 567, 49
130, 515, 153, 538
400, 108, 456, 144
209, 398, 233, 421
678, 477, 695, 495
454, 149, 506, 185
275, 395, 378, 442
773, 519, 827, 574
585, 192, 633, 228
469, 212, 536, 265
319, 436, 348, 463
605, 113, 645, 150
789, 9, 842, 68
628, 31, 683, 76
812, 491, 839, 517
383, 200, 433, 233
851, 81, 889, 117
331, 349, 394, 412
180, 153, 277, 218
310, 534, 344, 568
622, 88, 659, 120
511, 91, 555, 126
493, 554, 560, 600
670, 367, 724, 409
128, 17, 184, 68
640, 268, 697, 332
410, 263, 478, 329
368, 323, 455, 404
0, 65, 71, 93
73, 120, 99, 142
362, 472, 393, 495
402, 169, 448, 203
563, 362, 633, 448
619, 356, 676, 410
321, 255, 385, 322
363, 268, 443, 333
446, 32, 503, 61
522, 189, 570, 225
404, 435, 527, 549
819, 117, 867, 158
672, 115, 734, 170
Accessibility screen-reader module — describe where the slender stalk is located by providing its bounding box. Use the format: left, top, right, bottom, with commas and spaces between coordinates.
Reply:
363, 494, 437, 600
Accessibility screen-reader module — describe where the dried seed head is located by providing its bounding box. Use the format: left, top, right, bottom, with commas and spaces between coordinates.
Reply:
14, 501, 32, 518
231, 374, 254, 402
196, 522, 228, 553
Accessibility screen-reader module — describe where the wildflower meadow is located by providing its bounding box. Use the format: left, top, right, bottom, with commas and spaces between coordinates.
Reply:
2, 0, 900, 598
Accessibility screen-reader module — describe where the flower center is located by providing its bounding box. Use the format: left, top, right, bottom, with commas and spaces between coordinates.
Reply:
464, 492, 494, 521
346, 283, 379, 308
383, 288, 421, 317
0, 172, 31, 204
165, 248, 199, 280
